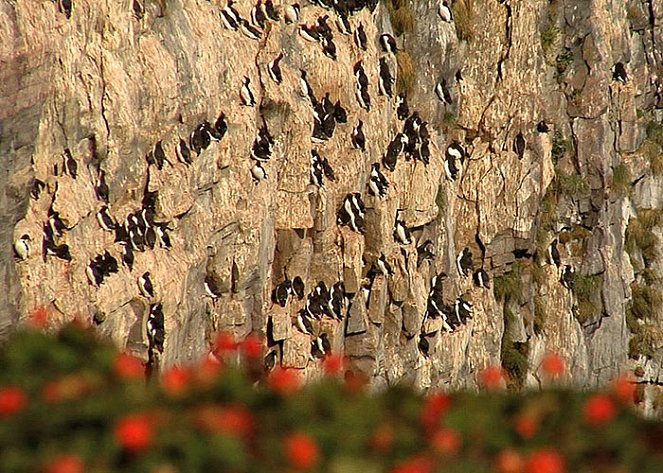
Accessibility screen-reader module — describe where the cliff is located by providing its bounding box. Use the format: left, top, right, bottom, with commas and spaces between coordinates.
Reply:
2, 0, 663, 401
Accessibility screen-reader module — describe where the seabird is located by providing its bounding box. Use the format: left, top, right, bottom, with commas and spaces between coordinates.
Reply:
299, 69, 315, 102
189, 123, 210, 156
138, 271, 155, 298
155, 223, 172, 249
147, 303, 165, 353
354, 23, 367, 50
268, 53, 284, 84
284, 3, 300, 24
251, 161, 268, 182
378, 57, 394, 98
263, 0, 280, 21
31, 179, 46, 200
86, 259, 104, 287
204, 274, 222, 299
379, 33, 397, 54
292, 276, 305, 299
48, 211, 67, 237
63, 148, 77, 179
176, 139, 193, 165
95, 171, 109, 202
334, 100, 348, 123
537, 120, 550, 133
299, 24, 320, 42
612, 62, 628, 83
514, 132, 526, 160
454, 297, 473, 323
351, 120, 365, 150
97, 206, 116, 232
417, 240, 435, 266
394, 217, 412, 245
13, 234, 31, 260
214, 112, 228, 140
120, 241, 134, 271
240, 76, 256, 106
264, 350, 277, 372
144, 226, 157, 250
473, 268, 491, 289
548, 239, 561, 267
336, 13, 351, 35
240, 18, 263, 40
418, 334, 430, 357
456, 247, 473, 277
396, 94, 409, 120
44, 240, 72, 261
376, 254, 393, 276
296, 311, 314, 335
368, 162, 389, 198
221, 0, 240, 30
438, 0, 453, 22
133, 0, 144, 19
444, 142, 466, 181
272, 279, 292, 307
435, 79, 452, 104
251, 0, 267, 29
561, 265, 575, 289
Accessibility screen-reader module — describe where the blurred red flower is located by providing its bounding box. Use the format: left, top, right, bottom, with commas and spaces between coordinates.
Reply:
195, 353, 223, 386
495, 449, 525, 473
323, 354, 344, 375
514, 414, 538, 439
213, 332, 237, 355
44, 454, 84, 473
194, 403, 254, 437
525, 449, 565, 473
114, 353, 145, 380
540, 353, 565, 378
478, 366, 504, 389
268, 368, 300, 395
29, 306, 49, 328
0, 385, 26, 416
239, 333, 262, 359
584, 394, 616, 426
114, 414, 153, 452
343, 369, 369, 392
161, 366, 192, 397
611, 376, 635, 404
391, 455, 433, 473
284, 432, 319, 470
430, 428, 461, 456
370, 424, 394, 453
420, 392, 452, 431
41, 376, 90, 403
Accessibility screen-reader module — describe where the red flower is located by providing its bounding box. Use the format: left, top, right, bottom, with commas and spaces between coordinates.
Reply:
430, 428, 461, 456
161, 366, 192, 396
420, 392, 452, 431
114, 353, 145, 380
370, 424, 394, 452
343, 370, 369, 392
478, 366, 504, 389
41, 376, 89, 403
525, 449, 565, 473
194, 404, 254, 437
390, 455, 433, 473
0, 386, 26, 416
584, 394, 616, 426
268, 368, 300, 395
540, 353, 565, 378
514, 414, 538, 439
213, 332, 237, 356
284, 432, 319, 470
114, 414, 153, 452
44, 454, 84, 473
239, 333, 262, 359
495, 449, 525, 473
195, 353, 223, 387
323, 354, 344, 375
29, 306, 48, 328
611, 376, 635, 404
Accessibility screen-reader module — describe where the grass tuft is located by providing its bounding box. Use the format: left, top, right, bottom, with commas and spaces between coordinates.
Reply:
395, 50, 416, 96
573, 274, 602, 324
501, 308, 529, 390
556, 171, 590, 198
534, 295, 546, 335
540, 22, 558, 57
551, 131, 569, 165
451, 0, 474, 42
625, 211, 663, 265
611, 163, 632, 196
555, 48, 573, 74
493, 261, 524, 304
630, 283, 663, 322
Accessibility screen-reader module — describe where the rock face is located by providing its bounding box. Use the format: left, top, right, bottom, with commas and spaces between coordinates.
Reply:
2, 0, 663, 396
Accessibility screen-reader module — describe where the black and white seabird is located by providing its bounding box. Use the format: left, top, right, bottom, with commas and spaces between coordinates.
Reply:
473, 268, 490, 289
334, 100, 348, 123
120, 241, 134, 272
444, 142, 466, 181
612, 62, 628, 83
368, 162, 389, 198
155, 223, 172, 249
13, 234, 31, 260
296, 310, 314, 335
264, 350, 277, 372
31, 179, 46, 200
251, 0, 267, 29
176, 139, 193, 165
86, 259, 105, 287
396, 94, 409, 120
418, 334, 430, 357
240, 18, 263, 40
95, 171, 109, 202
44, 240, 72, 261
311, 333, 331, 359
383, 133, 406, 172
284, 3, 300, 24
204, 274, 222, 299
251, 161, 268, 182
240, 76, 257, 106
548, 239, 561, 267
435, 79, 452, 104
139, 271, 155, 298
272, 279, 292, 307
97, 206, 116, 232
378, 57, 394, 98
394, 216, 412, 245
561, 265, 575, 289
351, 120, 366, 150
147, 303, 165, 353
299, 23, 320, 42
48, 211, 67, 237
537, 120, 550, 133
456, 247, 473, 277
63, 148, 78, 179
214, 112, 228, 140
263, 0, 280, 21
336, 13, 352, 36
417, 240, 435, 266
375, 254, 393, 276
438, 0, 453, 22
354, 23, 367, 50
322, 37, 337, 60
268, 53, 284, 84
379, 33, 397, 54
299, 69, 315, 103
221, 0, 241, 30
514, 132, 526, 160
292, 276, 305, 299
455, 297, 473, 323
190, 123, 211, 156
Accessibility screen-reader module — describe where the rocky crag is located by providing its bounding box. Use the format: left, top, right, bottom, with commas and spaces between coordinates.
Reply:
2, 0, 663, 405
